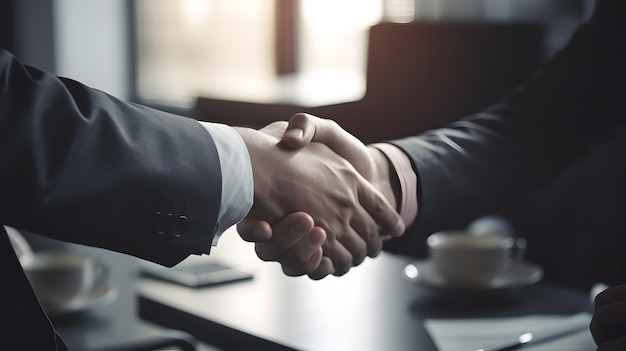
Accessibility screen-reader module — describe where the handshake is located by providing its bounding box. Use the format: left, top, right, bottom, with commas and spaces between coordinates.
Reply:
233, 113, 406, 280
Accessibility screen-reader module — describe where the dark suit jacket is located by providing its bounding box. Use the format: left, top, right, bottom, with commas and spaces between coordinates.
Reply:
384, 0, 626, 276
0, 49, 224, 349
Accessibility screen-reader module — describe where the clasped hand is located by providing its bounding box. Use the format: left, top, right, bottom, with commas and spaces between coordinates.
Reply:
235, 114, 404, 279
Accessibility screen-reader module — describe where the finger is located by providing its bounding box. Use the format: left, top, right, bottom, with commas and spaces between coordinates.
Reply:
237, 218, 272, 242
307, 257, 336, 280
321, 238, 353, 276
253, 213, 315, 261
349, 205, 384, 258
282, 113, 374, 179
276, 227, 326, 269
281, 247, 324, 277
297, 246, 324, 274
334, 223, 368, 266
280, 113, 315, 149
282, 266, 306, 277
356, 173, 405, 238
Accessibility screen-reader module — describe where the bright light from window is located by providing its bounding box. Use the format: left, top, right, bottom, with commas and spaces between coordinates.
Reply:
135, 0, 274, 107
298, 0, 382, 78
180, 0, 211, 26
385, 0, 415, 23
301, 0, 382, 31
134, 0, 379, 107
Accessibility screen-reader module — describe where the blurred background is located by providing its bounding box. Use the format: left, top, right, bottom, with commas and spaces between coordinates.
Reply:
2, 0, 593, 109
5, 0, 626, 350
2, 0, 624, 332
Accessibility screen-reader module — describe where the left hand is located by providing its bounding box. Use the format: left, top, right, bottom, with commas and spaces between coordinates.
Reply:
238, 114, 404, 279
238, 212, 335, 279
240, 122, 334, 278
591, 284, 626, 350
235, 120, 403, 277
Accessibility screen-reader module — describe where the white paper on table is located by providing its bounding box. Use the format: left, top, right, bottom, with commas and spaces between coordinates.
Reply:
423, 312, 596, 351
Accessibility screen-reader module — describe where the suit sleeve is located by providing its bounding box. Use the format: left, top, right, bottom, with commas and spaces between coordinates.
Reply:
383, 0, 626, 256
0, 49, 223, 267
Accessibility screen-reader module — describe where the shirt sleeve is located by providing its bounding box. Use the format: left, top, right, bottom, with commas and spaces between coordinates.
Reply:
198, 122, 253, 245
372, 143, 419, 228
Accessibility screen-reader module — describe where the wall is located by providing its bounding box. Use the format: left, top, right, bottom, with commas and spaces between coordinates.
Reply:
53, 0, 130, 100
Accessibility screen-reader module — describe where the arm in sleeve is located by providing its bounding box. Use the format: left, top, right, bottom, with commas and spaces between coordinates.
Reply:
383, 0, 626, 256
198, 122, 253, 245
0, 49, 227, 267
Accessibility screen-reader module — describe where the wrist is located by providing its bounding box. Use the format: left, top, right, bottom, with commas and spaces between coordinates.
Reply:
233, 127, 272, 212
367, 146, 401, 212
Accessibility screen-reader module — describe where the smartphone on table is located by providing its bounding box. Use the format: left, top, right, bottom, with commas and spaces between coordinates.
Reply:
141, 260, 253, 288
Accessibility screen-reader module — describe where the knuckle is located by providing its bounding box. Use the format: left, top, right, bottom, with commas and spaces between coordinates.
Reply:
255, 245, 276, 262
333, 265, 351, 277
367, 241, 383, 258
309, 272, 328, 280
283, 267, 305, 277
333, 256, 352, 275
326, 119, 340, 130
352, 244, 367, 266
283, 251, 311, 268
299, 260, 319, 274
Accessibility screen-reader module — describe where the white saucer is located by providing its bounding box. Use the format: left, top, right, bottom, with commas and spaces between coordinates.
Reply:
43, 284, 118, 315
403, 260, 544, 291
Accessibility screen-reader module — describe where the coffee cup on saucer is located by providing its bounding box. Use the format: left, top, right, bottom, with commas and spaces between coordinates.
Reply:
20, 251, 108, 307
427, 230, 525, 288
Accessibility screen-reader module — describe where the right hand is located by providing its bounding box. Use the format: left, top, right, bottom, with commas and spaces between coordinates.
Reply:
235, 123, 403, 277
237, 114, 404, 278
281, 113, 400, 214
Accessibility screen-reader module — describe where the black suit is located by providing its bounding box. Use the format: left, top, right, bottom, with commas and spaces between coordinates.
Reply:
384, 0, 626, 283
1, 49, 224, 349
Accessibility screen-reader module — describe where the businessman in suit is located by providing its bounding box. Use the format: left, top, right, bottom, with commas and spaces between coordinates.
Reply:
243, 0, 625, 276
0, 49, 404, 349
240, 0, 625, 348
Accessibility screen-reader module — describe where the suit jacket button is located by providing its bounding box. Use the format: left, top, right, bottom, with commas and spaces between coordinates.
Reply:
156, 211, 167, 235
171, 215, 188, 237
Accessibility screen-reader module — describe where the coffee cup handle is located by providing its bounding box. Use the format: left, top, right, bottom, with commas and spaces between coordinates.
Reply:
513, 237, 527, 261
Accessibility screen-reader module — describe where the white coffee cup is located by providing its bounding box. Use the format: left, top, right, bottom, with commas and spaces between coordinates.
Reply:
427, 231, 523, 288
20, 251, 107, 306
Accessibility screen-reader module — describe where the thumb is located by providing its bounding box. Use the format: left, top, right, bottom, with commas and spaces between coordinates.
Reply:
281, 113, 374, 179
280, 113, 311, 149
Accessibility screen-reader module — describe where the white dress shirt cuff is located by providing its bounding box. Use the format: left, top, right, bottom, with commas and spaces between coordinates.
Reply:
198, 122, 253, 246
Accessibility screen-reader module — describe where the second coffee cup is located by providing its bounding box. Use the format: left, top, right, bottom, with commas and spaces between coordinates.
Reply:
427, 231, 522, 288
20, 251, 107, 306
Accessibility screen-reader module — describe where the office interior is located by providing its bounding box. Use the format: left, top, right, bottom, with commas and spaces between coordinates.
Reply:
2, 0, 625, 350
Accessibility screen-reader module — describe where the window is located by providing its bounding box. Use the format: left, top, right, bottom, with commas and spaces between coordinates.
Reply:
132, 0, 382, 108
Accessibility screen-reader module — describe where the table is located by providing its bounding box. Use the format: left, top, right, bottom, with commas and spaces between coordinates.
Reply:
50, 246, 209, 351
137, 228, 595, 351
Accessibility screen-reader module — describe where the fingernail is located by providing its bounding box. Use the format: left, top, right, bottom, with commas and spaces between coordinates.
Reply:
284, 128, 304, 140
292, 218, 311, 235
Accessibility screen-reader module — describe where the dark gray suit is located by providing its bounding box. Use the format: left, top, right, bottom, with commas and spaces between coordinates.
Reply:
0, 49, 224, 349
384, 0, 626, 285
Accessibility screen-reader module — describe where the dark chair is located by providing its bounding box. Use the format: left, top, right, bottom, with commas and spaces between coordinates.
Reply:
193, 21, 545, 143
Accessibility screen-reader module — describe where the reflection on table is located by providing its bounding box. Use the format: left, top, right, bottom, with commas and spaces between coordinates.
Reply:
137, 227, 595, 351
50, 246, 211, 351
